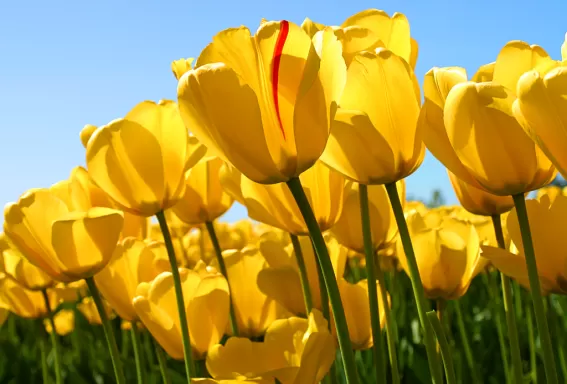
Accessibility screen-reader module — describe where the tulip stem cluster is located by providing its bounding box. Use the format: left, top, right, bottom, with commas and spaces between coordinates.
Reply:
85, 277, 126, 384
41, 289, 63, 384
205, 221, 239, 335
512, 194, 558, 383
454, 299, 479, 383
289, 234, 314, 314
491, 214, 523, 384
385, 182, 444, 384
427, 310, 456, 384
155, 210, 196, 380
38, 321, 49, 384
153, 338, 171, 384
130, 326, 145, 384
286, 177, 359, 384
358, 184, 388, 383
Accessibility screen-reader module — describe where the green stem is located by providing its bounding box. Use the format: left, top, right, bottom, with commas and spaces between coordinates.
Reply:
359, 184, 399, 384
121, 327, 129, 359
85, 277, 125, 384
512, 193, 557, 383
131, 325, 145, 384
41, 289, 62, 384
427, 311, 457, 384
38, 321, 49, 384
527, 302, 537, 384
454, 299, 479, 383
358, 185, 386, 383
385, 182, 443, 384
548, 296, 567, 381
153, 338, 171, 384
484, 271, 510, 382
491, 214, 523, 383
289, 233, 314, 315
287, 177, 359, 384
205, 220, 239, 335
156, 210, 196, 379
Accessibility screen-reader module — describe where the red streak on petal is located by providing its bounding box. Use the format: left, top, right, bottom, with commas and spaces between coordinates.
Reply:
272, 20, 289, 140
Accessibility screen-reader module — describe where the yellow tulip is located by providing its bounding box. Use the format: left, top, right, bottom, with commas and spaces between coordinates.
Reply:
86, 100, 206, 216
220, 161, 344, 234
4, 188, 124, 282
0, 273, 47, 318
95, 238, 170, 321
80, 124, 98, 148
173, 158, 234, 225
482, 195, 567, 295
536, 185, 567, 205
0, 232, 54, 290
451, 207, 505, 248
133, 267, 230, 360
171, 58, 194, 80
513, 67, 567, 178
320, 47, 423, 185
77, 297, 114, 325
397, 211, 484, 299
257, 234, 347, 315
206, 309, 335, 384
448, 171, 514, 216
44, 309, 75, 336
177, 21, 346, 184
332, 181, 403, 253
51, 281, 87, 304
220, 247, 289, 337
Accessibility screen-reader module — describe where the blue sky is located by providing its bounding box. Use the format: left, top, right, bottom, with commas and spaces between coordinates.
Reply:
1, 0, 565, 223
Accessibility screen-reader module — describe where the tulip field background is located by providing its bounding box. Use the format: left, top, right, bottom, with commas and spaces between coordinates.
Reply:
2, 190, 567, 384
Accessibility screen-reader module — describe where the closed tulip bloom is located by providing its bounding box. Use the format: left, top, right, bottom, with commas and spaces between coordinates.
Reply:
332, 181, 403, 253
0, 233, 53, 290
78, 297, 114, 325
513, 67, 567, 178
207, 309, 335, 384
44, 309, 75, 336
320, 48, 423, 185
173, 158, 234, 225
448, 171, 514, 216
220, 161, 344, 234
4, 189, 124, 282
95, 238, 170, 321
397, 212, 484, 299
220, 247, 289, 337
133, 267, 230, 360
171, 58, 194, 80
0, 273, 47, 318
177, 21, 346, 184
482, 195, 567, 295
86, 100, 206, 216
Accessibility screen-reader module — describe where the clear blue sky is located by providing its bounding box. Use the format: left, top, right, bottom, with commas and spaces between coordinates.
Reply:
1, 0, 565, 223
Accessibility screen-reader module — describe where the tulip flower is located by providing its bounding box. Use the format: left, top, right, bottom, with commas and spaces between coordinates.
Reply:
332, 181, 403, 253
172, 58, 194, 80
448, 171, 514, 216
77, 297, 114, 325
95, 238, 170, 321
80, 124, 98, 148
206, 309, 335, 384
397, 211, 484, 299
513, 67, 567, 178
482, 195, 567, 295
0, 232, 54, 290
4, 188, 124, 282
0, 273, 47, 318
220, 247, 289, 337
133, 267, 230, 360
173, 158, 234, 225
44, 309, 75, 336
50, 281, 87, 304
177, 21, 346, 184
320, 47, 423, 185
220, 161, 344, 234
86, 100, 206, 216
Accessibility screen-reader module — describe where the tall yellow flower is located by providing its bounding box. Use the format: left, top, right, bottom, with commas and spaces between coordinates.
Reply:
320, 47, 423, 185
177, 21, 346, 184
220, 161, 344, 234
206, 310, 335, 384
482, 195, 567, 295
44, 309, 75, 336
86, 100, 206, 216
0, 273, 47, 318
4, 188, 124, 282
173, 158, 234, 225
95, 238, 170, 321
133, 267, 230, 360
78, 296, 114, 325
